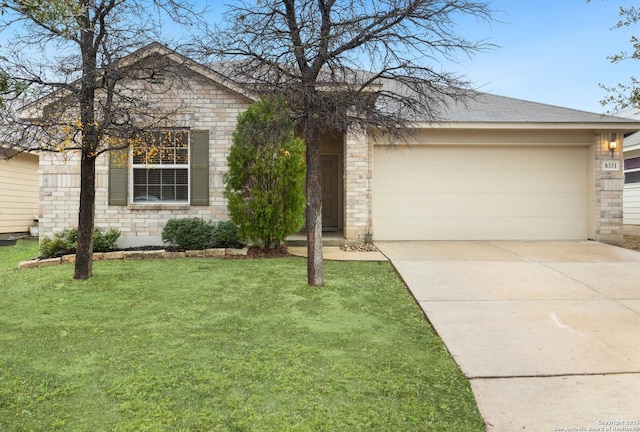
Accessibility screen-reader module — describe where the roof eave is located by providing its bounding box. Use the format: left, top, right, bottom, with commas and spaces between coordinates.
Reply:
409, 121, 640, 132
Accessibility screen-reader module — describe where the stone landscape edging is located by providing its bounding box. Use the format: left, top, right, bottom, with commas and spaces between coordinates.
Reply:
17, 247, 250, 269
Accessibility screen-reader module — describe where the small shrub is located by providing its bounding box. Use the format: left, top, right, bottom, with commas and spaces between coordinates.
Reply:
93, 228, 121, 252
162, 218, 215, 250
212, 220, 243, 248
40, 236, 74, 258
40, 227, 121, 258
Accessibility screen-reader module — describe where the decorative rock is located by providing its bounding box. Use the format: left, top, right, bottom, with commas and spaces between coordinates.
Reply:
16, 245, 260, 269
124, 251, 146, 260
143, 250, 166, 259
226, 247, 249, 256
340, 243, 379, 252
103, 251, 125, 260
165, 251, 186, 259
205, 248, 225, 257
18, 259, 39, 269
38, 257, 61, 267
61, 254, 76, 264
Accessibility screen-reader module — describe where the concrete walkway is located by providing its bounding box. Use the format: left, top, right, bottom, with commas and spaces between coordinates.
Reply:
376, 241, 640, 432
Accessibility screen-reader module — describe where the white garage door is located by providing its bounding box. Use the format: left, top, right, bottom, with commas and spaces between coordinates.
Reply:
373, 146, 588, 240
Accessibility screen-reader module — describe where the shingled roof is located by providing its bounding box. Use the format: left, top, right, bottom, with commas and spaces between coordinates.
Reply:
373, 75, 640, 128
438, 91, 637, 124
19, 42, 639, 132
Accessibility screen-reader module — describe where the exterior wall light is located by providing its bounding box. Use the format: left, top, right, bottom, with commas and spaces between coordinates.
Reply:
609, 133, 618, 156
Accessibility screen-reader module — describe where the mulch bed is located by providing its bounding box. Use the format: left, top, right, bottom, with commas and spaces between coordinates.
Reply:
623, 234, 640, 252
234, 246, 292, 259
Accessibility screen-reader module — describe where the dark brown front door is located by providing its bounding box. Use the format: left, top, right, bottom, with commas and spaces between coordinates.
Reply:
321, 155, 339, 230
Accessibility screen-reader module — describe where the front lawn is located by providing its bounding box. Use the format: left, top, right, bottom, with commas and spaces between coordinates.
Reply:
0, 240, 484, 431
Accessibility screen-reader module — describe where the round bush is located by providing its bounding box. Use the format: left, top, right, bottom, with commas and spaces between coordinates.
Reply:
212, 220, 242, 248
162, 218, 215, 250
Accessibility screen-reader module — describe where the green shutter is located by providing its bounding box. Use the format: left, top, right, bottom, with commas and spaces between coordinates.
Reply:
109, 149, 128, 206
190, 130, 210, 206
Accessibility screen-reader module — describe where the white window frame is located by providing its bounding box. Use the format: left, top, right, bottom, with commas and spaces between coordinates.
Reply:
130, 129, 191, 204
625, 156, 640, 186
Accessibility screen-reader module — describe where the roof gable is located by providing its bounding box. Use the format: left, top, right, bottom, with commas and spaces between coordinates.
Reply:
20, 43, 258, 118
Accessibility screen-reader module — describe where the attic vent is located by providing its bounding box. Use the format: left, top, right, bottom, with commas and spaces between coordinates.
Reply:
145, 71, 165, 84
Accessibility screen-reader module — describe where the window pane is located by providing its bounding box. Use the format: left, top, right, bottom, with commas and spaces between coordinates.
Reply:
175, 148, 188, 164
147, 170, 161, 184
175, 169, 188, 183
133, 169, 147, 183
161, 169, 175, 184
625, 171, 640, 184
131, 130, 190, 203
147, 185, 161, 199
625, 157, 640, 170
159, 146, 175, 165
161, 185, 175, 200
133, 185, 147, 198
176, 185, 188, 200
149, 146, 161, 164
132, 149, 146, 164
175, 130, 188, 146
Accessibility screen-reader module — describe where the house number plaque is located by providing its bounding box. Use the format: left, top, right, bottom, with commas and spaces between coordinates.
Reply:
602, 160, 620, 171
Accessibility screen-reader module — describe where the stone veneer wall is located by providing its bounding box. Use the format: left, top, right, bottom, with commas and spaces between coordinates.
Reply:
343, 126, 372, 241
593, 130, 625, 245
39, 71, 251, 248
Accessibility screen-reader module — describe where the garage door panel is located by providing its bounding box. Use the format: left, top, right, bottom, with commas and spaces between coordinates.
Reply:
374, 216, 587, 241
376, 169, 586, 194
375, 192, 587, 218
373, 146, 588, 240
376, 147, 587, 171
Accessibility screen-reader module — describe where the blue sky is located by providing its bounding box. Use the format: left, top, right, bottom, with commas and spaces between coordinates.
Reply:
2, 0, 637, 114
454, 0, 639, 114
201, 0, 639, 114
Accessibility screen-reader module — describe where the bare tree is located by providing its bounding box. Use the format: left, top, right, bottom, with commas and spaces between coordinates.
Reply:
0, 0, 206, 279
203, 0, 493, 286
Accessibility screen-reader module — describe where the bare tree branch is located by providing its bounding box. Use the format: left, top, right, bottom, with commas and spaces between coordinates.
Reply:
200, 0, 494, 286
0, 0, 208, 279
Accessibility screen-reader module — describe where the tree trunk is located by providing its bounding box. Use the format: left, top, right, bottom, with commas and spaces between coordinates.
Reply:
74, 12, 97, 281
305, 131, 324, 286
74, 151, 96, 280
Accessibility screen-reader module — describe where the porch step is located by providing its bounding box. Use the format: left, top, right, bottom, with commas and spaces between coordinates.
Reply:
284, 232, 360, 247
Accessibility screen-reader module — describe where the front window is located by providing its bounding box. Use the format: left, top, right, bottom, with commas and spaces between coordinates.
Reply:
625, 157, 640, 185
131, 129, 190, 203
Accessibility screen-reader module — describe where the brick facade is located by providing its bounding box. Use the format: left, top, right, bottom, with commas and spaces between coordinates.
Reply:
36, 46, 631, 247
593, 130, 625, 245
343, 126, 372, 241
39, 71, 252, 248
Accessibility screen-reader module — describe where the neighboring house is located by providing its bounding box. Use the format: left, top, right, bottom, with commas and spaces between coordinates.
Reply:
32, 44, 640, 247
617, 108, 640, 226
0, 149, 39, 235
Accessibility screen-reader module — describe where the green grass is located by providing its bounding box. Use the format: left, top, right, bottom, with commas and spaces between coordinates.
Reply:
0, 240, 485, 432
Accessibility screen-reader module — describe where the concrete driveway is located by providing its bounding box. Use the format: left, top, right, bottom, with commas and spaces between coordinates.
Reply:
376, 241, 640, 432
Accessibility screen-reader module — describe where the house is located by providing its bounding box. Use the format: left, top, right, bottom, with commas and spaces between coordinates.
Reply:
0, 148, 39, 235
616, 108, 640, 227
624, 132, 640, 226
34, 44, 640, 247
